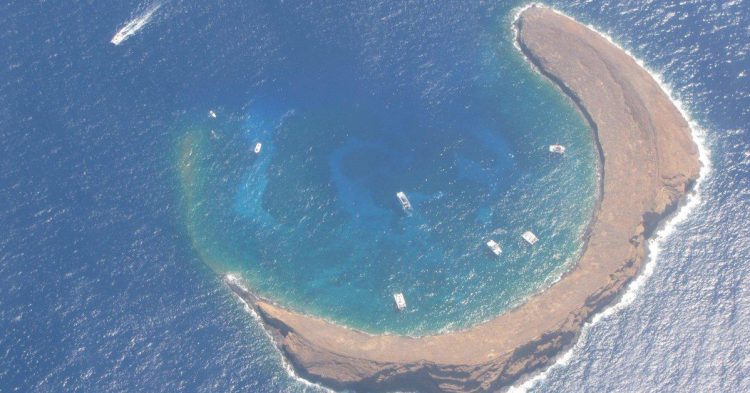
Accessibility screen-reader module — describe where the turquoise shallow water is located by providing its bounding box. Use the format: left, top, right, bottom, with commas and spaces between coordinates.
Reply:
4, 1, 747, 392
177, 3, 597, 335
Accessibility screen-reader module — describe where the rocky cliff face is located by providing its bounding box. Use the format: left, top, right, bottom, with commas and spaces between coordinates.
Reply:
227, 6, 701, 393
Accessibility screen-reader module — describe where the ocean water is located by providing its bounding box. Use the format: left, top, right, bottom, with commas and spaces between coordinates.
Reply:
0, 1, 747, 393
175, 1, 597, 335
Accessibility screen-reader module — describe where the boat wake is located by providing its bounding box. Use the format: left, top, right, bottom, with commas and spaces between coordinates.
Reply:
508, 5, 712, 393
111, 3, 162, 46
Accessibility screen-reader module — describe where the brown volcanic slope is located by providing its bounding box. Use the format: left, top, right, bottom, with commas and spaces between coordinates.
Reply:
226, 6, 701, 393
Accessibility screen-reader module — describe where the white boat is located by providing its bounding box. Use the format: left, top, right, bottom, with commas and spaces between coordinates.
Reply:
393, 293, 407, 311
254, 142, 262, 154
110, 4, 161, 46
549, 144, 566, 154
486, 240, 502, 256
209, 110, 217, 118
522, 231, 539, 245
396, 191, 412, 212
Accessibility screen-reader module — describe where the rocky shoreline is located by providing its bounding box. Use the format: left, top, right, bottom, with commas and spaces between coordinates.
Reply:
226, 6, 701, 392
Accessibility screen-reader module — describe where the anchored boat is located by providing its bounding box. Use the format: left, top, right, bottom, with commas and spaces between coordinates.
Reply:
486, 240, 503, 256
522, 231, 539, 245
549, 144, 566, 154
393, 293, 407, 311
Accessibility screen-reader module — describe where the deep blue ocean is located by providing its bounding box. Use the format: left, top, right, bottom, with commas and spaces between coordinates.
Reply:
1, 1, 747, 392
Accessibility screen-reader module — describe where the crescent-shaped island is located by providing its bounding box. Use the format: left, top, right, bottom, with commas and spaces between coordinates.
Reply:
225, 6, 701, 393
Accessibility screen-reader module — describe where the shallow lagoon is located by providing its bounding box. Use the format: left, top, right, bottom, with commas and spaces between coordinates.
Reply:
177, 2, 597, 335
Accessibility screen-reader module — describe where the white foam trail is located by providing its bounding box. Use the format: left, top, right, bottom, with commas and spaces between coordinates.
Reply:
508, 6, 712, 393
110, 3, 162, 46
224, 273, 334, 393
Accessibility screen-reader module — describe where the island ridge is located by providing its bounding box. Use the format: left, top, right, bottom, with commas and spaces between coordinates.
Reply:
226, 6, 701, 393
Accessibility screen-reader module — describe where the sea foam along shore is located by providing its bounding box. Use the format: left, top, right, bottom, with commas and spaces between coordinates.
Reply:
507, 5, 711, 392
223, 274, 334, 393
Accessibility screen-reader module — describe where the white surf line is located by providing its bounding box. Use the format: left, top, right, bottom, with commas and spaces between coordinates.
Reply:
510, 3, 538, 52
508, 5, 712, 393
110, 2, 162, 46
223, 274, 334, 393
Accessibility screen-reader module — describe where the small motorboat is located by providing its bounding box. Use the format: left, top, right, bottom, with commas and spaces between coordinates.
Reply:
396, 191, 413, 212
